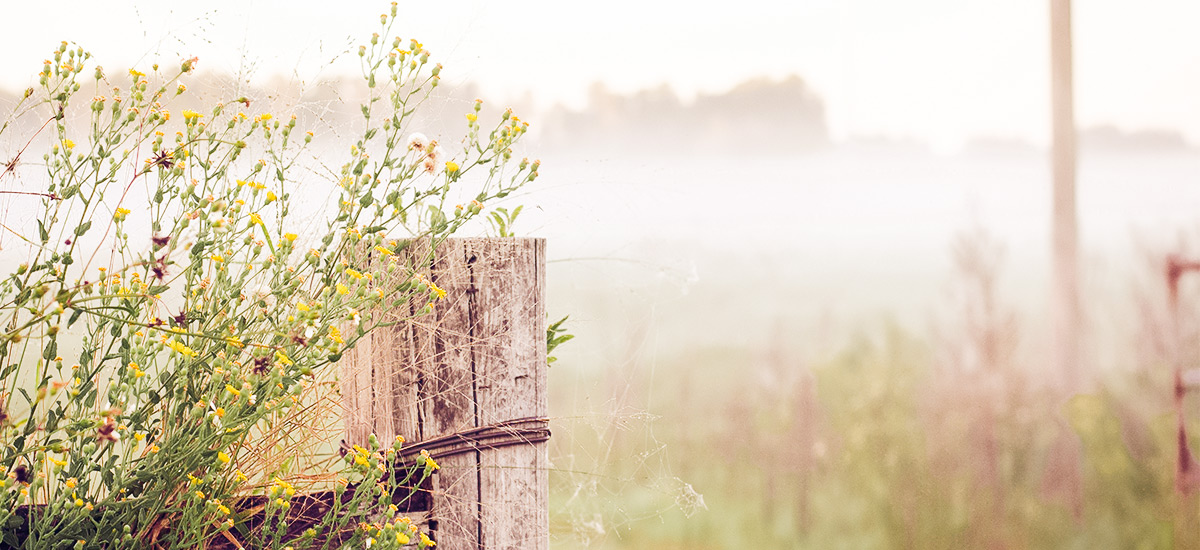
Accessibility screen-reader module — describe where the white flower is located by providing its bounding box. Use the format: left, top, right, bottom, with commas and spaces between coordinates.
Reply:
305, 325, 317, 339
406, 133, 428, 151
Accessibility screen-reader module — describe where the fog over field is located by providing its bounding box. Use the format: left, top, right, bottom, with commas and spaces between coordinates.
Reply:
4, 2, 1200, 546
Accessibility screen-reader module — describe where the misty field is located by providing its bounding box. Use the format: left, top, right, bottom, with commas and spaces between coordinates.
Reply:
541, 148, 1200, 549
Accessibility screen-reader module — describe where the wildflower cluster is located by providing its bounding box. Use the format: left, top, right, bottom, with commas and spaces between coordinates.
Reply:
0, 4, 537, 547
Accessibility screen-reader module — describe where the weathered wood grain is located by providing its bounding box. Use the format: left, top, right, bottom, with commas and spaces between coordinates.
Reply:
341, 237, 547, 550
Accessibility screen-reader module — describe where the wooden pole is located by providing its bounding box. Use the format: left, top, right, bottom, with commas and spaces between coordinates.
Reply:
341, 237, 549, 550
1045, 0, 1088, 521
1168, 256, 1200, 548
1050, 0, 1079, 389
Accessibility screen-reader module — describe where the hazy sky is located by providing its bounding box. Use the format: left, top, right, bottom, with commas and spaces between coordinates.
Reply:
1, 0, 1198, 150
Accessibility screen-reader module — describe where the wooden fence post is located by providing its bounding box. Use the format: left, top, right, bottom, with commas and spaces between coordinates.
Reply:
341, 237, 549, 550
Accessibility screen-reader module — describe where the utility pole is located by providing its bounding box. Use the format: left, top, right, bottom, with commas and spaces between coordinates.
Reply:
1046, 0, 1085, 521
1050, 0, 1079, 389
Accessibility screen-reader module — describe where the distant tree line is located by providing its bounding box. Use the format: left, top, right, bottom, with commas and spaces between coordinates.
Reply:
538, 76, 830, 156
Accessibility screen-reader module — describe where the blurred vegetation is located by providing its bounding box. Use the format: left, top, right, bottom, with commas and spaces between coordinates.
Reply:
546, 229, 1200, 549
551, 327, 1197, 549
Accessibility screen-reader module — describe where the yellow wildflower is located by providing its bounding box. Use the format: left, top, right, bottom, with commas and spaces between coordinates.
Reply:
62, 139, 75, 150
217, 451, 231, 464
181, 110, 202, 121
250, 213, 263, 225
445, 161, 459, 174
429, 281, 446, 300
275, 350, 293, 366
346, 268, 364, 280
266, 191, 278, 204
225, 384, 241, 397
419, 449, 440, 470
114, 207, 131, 221
284, 233, 298, 242
166, 339, 199, 357
337, 283, 350, 295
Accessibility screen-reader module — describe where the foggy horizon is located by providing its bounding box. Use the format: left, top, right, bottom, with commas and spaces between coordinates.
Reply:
7, 69, 1196, 157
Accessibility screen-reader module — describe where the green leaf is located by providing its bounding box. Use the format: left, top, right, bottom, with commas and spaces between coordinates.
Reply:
191, 240, 209, 257
46, 409, 59, 432
428, 206, 446, 231
74, 220, 92, 236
